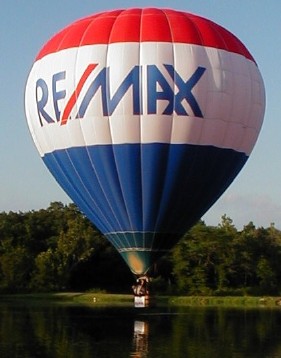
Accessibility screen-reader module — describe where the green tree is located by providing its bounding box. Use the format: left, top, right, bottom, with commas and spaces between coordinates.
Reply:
0, 247, 33, 292
172, 221, 216, 295
31, 248, 59, 291
55, 216, 96, 288
256, 256, 277, 294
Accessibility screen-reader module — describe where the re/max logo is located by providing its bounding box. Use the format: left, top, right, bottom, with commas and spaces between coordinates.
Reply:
36, 64, 206, 126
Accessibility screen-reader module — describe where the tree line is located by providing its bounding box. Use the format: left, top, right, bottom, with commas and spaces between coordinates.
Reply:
0, 202, 280, 295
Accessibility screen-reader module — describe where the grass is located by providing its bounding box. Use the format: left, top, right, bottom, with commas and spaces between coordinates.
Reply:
164, 295, 281, 307
1, 292, 281, 308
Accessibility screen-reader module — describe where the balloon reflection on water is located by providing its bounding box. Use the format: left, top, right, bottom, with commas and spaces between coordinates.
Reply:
131, 320, 149, 358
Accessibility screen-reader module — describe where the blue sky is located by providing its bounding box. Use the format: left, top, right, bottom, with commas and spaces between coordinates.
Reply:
1, 1, 280, 229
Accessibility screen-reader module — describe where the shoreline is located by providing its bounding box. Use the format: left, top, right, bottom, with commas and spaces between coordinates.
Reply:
1, 292, 281, 308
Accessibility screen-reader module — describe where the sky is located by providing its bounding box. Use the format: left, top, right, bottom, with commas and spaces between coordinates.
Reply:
1, 1, 280, 230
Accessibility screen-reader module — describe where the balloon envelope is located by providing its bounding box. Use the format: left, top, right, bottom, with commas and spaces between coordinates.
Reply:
25, 8, 265, 275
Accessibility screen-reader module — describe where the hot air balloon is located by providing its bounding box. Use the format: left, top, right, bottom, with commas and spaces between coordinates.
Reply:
25, 8, 265, 291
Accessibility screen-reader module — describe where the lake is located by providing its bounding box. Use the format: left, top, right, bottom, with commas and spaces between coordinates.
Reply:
0, 299, 281, 357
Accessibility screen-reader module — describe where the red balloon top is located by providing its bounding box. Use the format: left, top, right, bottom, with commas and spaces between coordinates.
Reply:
36, 8, 254, 62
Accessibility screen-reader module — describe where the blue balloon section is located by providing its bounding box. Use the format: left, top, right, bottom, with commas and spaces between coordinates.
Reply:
43, 143, 247, 274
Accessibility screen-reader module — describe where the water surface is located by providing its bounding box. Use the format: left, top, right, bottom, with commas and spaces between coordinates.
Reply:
0, 299, 281, 357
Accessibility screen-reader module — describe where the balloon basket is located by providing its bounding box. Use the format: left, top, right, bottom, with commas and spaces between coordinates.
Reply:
134, 295, 150, 308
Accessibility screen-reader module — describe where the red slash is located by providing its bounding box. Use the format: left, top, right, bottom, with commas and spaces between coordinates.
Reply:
60, 63, 97, 125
